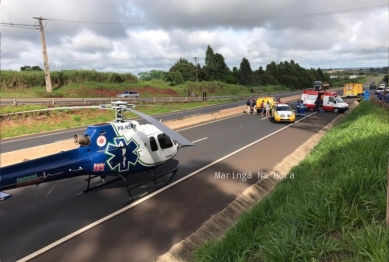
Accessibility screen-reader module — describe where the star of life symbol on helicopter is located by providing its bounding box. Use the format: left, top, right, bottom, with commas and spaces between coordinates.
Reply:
105, 137, 140, 172
96, 135, 107, 147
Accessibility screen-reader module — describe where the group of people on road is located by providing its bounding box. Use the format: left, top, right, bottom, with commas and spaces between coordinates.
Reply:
377, 91, 389, 103
246, 96, 271, 117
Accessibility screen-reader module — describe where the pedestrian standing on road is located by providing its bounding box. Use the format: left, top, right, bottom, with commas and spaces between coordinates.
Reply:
265, 101, 270, 117
251, 97, 257, 114
246, 98, 251, 114
296, 100, 301, 117
300, 100, 306, 116
260, 100, 265, 116
314, 99, 320, 111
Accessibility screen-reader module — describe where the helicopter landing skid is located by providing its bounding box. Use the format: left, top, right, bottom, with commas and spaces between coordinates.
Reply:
76, 168, 178, 203
123, 167, 178, 205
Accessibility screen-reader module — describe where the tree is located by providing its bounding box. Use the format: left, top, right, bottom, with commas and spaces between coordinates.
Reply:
138, 70, 168, 81
169, 58, 196, 81
174, 70, 184, 85
239, 57, 252, 85
20, 65, 43, 71
214, 53, 229, 82
203, 45, 217, 81
203, 45, 229, 82
266, 61, 278, 79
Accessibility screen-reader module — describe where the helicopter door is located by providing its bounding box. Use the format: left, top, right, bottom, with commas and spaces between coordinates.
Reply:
148, 136, 162, 163
156, 133, 175, 162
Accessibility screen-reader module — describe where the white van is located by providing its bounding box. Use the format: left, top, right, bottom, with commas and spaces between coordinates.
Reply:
301, 90, 349, 113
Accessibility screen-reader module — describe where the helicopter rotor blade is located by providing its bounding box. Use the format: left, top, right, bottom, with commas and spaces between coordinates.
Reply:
122, 107, 193, 147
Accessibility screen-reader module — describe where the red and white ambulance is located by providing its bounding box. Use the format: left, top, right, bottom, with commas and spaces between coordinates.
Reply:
301, 90, 349, 113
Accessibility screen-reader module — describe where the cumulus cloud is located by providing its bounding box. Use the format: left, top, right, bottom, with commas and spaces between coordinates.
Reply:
1, 0, 388, 75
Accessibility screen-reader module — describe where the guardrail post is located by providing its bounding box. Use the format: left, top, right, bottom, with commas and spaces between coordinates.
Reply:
13, 99, 16, 105
84, 99, 87, 104
51, 99, 55, 105
170, 97, 172, 101
185, 97, 187, 101
153, 97, 155, 102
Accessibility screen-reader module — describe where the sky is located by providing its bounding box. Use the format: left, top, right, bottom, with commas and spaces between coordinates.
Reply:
1, 0, 388, 76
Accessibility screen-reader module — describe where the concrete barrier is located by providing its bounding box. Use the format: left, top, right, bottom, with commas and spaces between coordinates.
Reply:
0, 94, 301, 167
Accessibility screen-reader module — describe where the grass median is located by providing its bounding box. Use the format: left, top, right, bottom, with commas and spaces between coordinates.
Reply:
193, 100, 389, 262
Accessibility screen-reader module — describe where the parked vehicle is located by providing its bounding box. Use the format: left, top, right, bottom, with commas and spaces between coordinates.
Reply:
375, 87, 384, 95
343, 83, 363, 98
255, 96, 277, 114
301, 90, 349, 113
117, 91, 140, 98
271, 103, 296, 123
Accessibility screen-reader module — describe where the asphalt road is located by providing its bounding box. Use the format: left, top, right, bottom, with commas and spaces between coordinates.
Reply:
0, 97, 355, 262
0, 89, 342, 153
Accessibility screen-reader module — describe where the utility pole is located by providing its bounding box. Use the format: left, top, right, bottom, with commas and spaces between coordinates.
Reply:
195, 57, 198, 82
33, 17, 52, 92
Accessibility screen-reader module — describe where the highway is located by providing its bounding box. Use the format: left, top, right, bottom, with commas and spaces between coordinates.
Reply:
0, 94, 356, 262
0, 89, 315, 153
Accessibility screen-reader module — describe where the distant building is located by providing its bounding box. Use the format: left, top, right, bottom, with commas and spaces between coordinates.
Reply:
349, 75, 358, 79
330, 75, 338, 79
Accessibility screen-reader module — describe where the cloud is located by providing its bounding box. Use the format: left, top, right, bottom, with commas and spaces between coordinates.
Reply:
1, 0, 388, 75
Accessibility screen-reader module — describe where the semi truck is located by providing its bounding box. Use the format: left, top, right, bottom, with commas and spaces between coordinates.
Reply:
313, 81, 330, 90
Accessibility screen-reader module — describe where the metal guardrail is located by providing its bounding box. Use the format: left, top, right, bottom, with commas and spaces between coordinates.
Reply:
0, 96, 238, 106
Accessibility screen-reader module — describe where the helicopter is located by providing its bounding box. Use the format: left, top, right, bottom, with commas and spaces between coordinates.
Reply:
0, 101, 193, 202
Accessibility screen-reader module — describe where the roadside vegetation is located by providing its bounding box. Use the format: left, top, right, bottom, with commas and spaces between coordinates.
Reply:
193, 100, 389, 262
0, 99, 237, 138
2, 45, 364, 99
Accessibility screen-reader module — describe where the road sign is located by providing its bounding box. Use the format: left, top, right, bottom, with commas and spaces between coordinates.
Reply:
364, 90, 370, 101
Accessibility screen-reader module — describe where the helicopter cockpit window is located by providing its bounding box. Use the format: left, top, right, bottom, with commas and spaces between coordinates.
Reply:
157, 133, 173, 149
149, 137, 158, 151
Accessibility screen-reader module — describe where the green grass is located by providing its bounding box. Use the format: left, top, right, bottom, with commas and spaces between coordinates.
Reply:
0, 99, 238, 138
193, 100, 389, 262
0, 79, 295, 98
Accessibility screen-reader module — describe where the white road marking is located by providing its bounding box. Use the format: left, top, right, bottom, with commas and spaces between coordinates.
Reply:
16, 112, 316, 262
192, 137, 208, 143
261, 117, 270, 120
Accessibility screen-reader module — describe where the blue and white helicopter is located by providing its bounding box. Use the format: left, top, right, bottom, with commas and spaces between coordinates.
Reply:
0, 101, 193, 202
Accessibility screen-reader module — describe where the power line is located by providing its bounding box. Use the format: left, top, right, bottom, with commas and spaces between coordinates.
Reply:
1, 22, 40, 30
34, 3, 388, 25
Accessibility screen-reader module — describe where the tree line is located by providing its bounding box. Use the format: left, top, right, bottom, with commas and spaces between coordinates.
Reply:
138, 45, 332, 90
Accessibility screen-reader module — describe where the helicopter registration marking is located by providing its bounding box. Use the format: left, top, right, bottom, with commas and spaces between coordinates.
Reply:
116, 124, 132, 131
96, 136, 107, 147
93, 163, 105, 172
